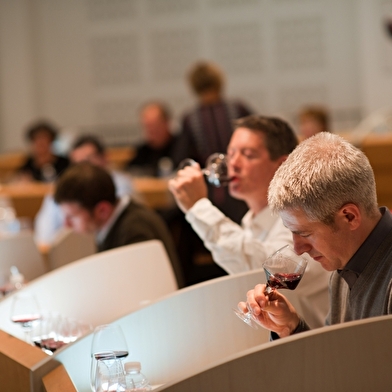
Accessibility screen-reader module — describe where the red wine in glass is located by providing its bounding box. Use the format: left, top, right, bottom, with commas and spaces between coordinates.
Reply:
264, 270, 303, 291
11, 313, 41, 328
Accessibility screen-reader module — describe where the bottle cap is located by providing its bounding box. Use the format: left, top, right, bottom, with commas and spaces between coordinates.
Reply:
9, 266, 24, 286
124, 361, 141, 372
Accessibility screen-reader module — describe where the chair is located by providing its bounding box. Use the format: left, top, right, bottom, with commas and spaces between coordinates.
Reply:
0, 240, 178, 341
0, 232, 47, 285
52, 269, 306, 390
47, 228, 96, 271
153, 314, 392, 392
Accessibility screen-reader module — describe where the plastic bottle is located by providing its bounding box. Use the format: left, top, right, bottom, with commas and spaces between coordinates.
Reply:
7, 266, 25, 293
124, 362, 152, 391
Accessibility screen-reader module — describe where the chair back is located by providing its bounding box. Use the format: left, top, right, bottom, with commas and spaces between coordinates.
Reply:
0, 232, 46, 285
47, 228, 96, 271
153, 314, 392, 392
0, 240, 178, 339
53, 269, 305, 390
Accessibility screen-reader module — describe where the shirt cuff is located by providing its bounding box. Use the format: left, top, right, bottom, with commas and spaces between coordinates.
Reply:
270, 318, 310, 341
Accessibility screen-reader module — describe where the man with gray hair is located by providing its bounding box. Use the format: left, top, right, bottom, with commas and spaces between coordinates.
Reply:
239, 132, 392, 337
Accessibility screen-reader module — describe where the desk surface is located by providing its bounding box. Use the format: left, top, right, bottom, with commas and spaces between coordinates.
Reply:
0, 177, 173, 220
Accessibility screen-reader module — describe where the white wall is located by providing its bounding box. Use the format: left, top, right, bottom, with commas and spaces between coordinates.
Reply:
0, 0, 387, 152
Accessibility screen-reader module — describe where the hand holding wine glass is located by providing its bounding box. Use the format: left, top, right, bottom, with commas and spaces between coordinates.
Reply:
234, 245, 307, 333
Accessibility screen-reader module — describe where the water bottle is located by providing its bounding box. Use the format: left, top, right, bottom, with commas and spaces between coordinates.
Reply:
124, 362, 151, 391
2, 266, 25, 296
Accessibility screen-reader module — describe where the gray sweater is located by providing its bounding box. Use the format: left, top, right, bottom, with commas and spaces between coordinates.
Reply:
294, 210, 392, 334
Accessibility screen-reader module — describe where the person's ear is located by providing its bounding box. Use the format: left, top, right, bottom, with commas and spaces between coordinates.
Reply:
93, 201, 114, 225
338, 203, 361, 230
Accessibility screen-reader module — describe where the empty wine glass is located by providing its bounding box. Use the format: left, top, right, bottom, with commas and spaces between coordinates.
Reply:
177, 152, 231, 187
94, 351, 127, 392
233, 245, 308, 329
10, 293, 42, 343
90, 324, 129, 392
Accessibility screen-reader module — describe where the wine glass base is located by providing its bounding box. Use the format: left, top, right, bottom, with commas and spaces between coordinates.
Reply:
232, 308, 259, 329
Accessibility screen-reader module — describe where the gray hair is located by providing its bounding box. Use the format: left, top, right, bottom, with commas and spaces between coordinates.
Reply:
268, 132, 379, 225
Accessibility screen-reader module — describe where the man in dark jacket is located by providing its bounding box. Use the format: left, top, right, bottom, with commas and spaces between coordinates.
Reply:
54, 162, 184, 287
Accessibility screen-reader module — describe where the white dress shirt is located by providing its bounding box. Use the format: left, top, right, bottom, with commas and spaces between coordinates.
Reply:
186, 198, 331, 328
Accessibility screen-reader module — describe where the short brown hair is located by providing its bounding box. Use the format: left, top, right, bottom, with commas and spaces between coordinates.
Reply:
54, 162, 116, 211
234, 115, 298, 161
187, 61, 224, 95
139, 101, 172, 122
25, 120, 58, 142
299, 105, 330, 133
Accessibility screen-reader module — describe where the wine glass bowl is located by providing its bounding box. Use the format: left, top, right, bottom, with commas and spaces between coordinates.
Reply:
263, 245, 308, 295
90, 324, 129, 392
177, 153, 231, 187
10, 293, 41, 342
234, 245, 308, 329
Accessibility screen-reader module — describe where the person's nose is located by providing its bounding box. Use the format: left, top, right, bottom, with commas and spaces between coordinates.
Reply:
292, 234, 312, 255
64, 217, 73, 228
227, 152, 241, 171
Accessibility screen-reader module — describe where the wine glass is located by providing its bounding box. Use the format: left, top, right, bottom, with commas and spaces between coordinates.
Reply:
10, 293, 42, 343
233, 245, 308, 329
177, 152, 232, 187
94, 351, 127, 392
90, 324, 129, 392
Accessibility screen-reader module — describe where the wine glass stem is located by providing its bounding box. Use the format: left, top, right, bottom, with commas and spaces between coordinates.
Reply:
264, 285, 274, 295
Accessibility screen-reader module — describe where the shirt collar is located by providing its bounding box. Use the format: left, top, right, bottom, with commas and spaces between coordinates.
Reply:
96, 195, 131, 245
242, 206, 278, 238
339, 207, 392, 289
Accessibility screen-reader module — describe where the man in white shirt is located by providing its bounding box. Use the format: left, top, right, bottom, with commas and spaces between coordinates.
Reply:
169, 115, 330, 328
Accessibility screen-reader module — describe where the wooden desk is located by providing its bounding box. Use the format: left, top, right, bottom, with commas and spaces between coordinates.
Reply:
359, 134, 392, 207
133, 177, 174, 210
0, 182, 52, 221
0, 178, 173, 220
0, 329, 57, 392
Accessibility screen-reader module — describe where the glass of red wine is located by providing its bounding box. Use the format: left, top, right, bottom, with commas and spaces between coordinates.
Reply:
10, 293, 42, 343
177, 153, 232, 187
233, 245, 308, 329
90, 324, 129, 392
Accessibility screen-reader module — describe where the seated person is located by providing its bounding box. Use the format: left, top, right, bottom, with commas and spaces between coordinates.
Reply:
17, 120, 70, 182
128, 101, 180, 177
239, 132, 392, 338
34, 135, 137, 246
298, 105, 331, 140
54, 162, 184, 287
169, 115, 331, 328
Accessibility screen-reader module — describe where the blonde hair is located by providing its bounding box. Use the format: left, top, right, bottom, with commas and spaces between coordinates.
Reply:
268, 132, 379, 225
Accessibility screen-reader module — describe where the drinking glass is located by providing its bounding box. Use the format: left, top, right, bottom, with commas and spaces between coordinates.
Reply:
177, 153, 231, 187
233, 245, 308, 329
10, 293, 41, 343
90, 324, 129, 392
94, 351, 127, 392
